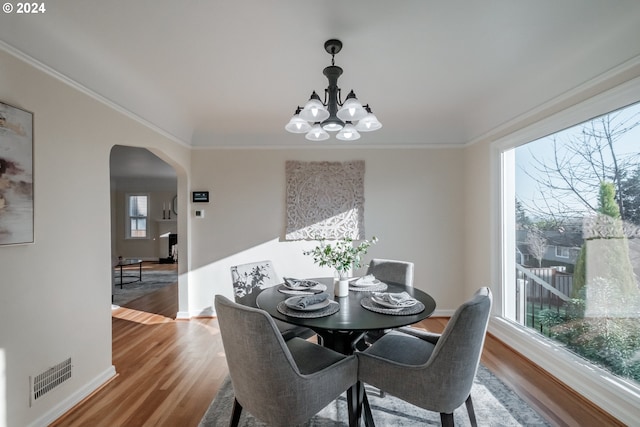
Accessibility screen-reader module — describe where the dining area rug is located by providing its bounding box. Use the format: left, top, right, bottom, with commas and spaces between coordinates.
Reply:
199, 365, 550, 426
112, 269, 178, 306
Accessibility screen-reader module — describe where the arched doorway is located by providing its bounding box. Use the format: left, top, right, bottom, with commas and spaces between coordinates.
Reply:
109, 145, 178, 312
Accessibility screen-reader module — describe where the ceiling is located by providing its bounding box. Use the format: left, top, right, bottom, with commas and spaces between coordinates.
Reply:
109, 145, 176, 183
2, 1, 640, 153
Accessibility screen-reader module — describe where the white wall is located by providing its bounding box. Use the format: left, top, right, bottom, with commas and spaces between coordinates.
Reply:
0, 49, 190, 427
187, 148, 466, 317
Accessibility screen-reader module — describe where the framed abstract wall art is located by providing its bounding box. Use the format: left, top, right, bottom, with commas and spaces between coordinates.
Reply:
0, 101, 34, 245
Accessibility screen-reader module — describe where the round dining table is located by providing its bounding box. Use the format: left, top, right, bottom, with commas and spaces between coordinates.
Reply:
256, 277, 437, 355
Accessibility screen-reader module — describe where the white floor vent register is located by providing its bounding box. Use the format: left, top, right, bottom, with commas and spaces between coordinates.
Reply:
30, 357, 72, 405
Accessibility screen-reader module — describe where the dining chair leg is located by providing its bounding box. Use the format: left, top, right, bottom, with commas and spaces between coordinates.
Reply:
346, 383, 359, 427
362, 385, 376, 427
440, 412, 454, 427
465, 394, 478, 427
230, 397, 242, 427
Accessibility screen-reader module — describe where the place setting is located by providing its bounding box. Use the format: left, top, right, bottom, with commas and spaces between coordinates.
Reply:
278, 277, 328, 295
276, 291, 340, 318
360, 291, 425, 315
348, 274, 388, 292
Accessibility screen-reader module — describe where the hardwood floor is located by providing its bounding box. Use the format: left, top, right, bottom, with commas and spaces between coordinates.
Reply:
421, 319, 623, 427
52, 264, 623, 426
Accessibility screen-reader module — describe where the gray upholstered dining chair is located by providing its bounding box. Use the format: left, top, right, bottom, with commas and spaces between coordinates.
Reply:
357, 287, 492, 426
230, 260, 315, 341
214, 295, 359, 427
360, 258, 415, 348
366, 258, 414, 287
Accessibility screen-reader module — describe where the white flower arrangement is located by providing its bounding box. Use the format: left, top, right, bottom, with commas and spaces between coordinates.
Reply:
303, 236, 378, 278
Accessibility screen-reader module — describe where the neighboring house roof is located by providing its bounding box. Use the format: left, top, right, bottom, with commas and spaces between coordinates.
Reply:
516, 229, 582, 247
517, 243, 533, 257
543, 231, 583, 248
516, 230, 583, 261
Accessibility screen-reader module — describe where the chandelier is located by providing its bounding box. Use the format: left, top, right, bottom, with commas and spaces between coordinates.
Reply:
285, 39, 382, 141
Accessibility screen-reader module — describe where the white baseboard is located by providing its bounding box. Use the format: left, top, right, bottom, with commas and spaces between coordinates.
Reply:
28, 365, 116, 427
489, 316, 640, 425
196, 307, 214, 317
175, 307, 213, 319
432, 309, 455, 317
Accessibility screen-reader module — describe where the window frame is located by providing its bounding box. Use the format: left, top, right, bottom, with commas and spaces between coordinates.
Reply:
491, 74, 640, 423
125, 193, 150, 240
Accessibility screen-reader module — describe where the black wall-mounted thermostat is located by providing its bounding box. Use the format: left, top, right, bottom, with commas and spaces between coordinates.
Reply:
192, 191, 209, 203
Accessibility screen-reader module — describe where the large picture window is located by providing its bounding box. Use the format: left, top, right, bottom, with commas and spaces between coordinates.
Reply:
504, 101, 640, 388
126, 194, 149, 239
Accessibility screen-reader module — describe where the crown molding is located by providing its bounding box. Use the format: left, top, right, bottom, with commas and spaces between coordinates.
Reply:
0, 40, 191, 148
468, 54, 640, 148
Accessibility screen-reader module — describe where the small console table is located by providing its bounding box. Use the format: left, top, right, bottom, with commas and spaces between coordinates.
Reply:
114, 259, 143, 288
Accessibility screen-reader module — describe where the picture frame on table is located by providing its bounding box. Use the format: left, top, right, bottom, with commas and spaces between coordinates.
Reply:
0, 101, 34, 245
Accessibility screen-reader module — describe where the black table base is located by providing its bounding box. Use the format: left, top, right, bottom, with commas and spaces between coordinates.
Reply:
114, 260, 142, 288
317, 330, 371, 426
316, 329, 366, 355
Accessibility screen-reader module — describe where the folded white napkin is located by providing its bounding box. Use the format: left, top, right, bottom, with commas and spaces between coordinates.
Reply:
372, 291, 417, 307
291, 292, 328, 309
354, 274, 377, 286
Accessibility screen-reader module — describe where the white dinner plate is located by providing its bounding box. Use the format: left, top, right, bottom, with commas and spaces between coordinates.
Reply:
371, 295, 418, 309
284, 296, 331, 311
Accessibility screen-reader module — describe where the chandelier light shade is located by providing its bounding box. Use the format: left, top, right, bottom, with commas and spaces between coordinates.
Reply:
337, 91, 367, 122
286, 39, 381, 141
299, 92, 329, 122
355, 105, 382, 132
285, 107, 313, 133
306, 124, 330, 141
336, 122, 361, 141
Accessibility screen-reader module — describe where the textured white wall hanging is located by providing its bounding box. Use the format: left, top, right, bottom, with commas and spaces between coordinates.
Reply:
285, 160, 365, 240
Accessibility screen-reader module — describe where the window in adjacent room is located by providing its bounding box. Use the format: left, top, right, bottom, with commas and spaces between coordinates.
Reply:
126, 193, 149, 239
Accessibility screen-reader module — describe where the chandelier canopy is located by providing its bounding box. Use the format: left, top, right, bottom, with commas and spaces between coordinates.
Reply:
285, 39, 382, 142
